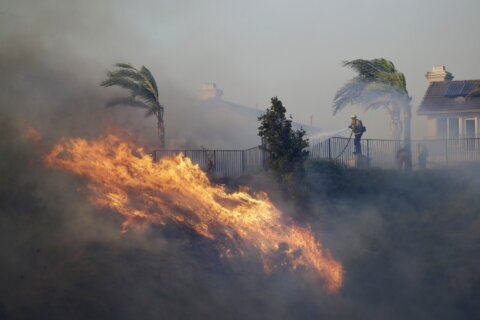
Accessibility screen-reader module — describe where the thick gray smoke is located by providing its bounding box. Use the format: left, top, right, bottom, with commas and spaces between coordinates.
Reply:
0, 119, 337, 319
1, 2, 480, 320
0, 2, 332, 319
0, 0, 264, 150
3, 111, 480, 319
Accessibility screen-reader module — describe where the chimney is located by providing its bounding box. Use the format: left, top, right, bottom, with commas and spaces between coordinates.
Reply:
199, 82, 224, 100
425, 66, 454, 82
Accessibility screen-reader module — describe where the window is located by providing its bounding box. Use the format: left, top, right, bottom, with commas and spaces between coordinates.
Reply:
465, 119, 476, 139
465, 119, 476, 151
437, 117, 459, 139
437, 118, 447, 139
448, 118, 459, 139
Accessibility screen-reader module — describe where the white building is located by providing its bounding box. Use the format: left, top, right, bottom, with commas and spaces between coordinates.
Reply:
418, 66, 480, 139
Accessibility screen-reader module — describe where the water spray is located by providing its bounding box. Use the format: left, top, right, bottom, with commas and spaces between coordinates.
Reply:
307, 127, 350, 145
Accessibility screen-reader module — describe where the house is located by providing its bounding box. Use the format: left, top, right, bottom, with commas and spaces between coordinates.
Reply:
193, 82, 323, 149
418, 66, 480, 139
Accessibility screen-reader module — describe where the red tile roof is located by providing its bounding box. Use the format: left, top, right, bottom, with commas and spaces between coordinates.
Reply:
417, 80, 480, 115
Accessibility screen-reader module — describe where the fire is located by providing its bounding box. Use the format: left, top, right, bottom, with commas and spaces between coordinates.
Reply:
44, 133, 343, 292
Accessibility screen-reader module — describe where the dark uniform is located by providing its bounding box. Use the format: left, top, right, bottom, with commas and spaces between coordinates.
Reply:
349, 118, 365, 155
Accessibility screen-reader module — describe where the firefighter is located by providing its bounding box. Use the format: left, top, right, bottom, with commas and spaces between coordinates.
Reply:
348, 114, 366, 155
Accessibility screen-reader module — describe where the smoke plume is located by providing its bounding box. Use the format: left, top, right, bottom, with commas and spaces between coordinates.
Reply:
1, 2, 480, 320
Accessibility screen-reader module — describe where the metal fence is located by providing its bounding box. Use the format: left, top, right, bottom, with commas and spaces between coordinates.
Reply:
152, 137, 480, 177
309, 137, 401, 169
152, 146, 266, 178
309, 137, 480, 169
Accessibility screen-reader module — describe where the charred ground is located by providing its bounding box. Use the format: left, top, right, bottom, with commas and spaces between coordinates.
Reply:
1, 117, 480, 319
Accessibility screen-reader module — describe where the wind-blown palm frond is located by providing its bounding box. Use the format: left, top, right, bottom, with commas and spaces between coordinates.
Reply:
101, 75, 157, 104
333, 79, 405, 115
343, 60, 380, 81
101, 76, 139, 91
114, 63, 136, 70
343, 59, 406, 91
334, 59, 408, 111
378, 71, 407, 93
139, 66, 158, 99
105, 97, 150, 109
105, 69, 145, 83
365, 101, 392, 112
101, 62, 165, 148
333, 79, 367, 114
144, 108, 157, 118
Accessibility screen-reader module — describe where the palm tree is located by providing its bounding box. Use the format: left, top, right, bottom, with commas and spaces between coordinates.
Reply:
101, 63, 165, 148
333, 58, 412, 170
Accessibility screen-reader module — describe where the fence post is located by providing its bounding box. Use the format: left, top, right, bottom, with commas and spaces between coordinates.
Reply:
213, 150, 217, 176
445, 139, 448, 165
262, 148, 266, 169
366, 139, 370, 168
328, 138, 331, 160
242, 150, 245, 174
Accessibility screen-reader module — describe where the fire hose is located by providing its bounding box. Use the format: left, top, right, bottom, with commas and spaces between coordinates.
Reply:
333, 130, 354, 161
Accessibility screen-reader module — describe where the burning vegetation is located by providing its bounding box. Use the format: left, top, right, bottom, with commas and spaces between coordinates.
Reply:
44, 132, 343, 292
2, 116, 480, 319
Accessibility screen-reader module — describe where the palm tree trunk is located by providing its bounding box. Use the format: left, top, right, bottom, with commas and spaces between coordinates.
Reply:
156, 105, 165, 149
403, 102, 412, 171
391, 107, 403, 140
157, 119, 165, 149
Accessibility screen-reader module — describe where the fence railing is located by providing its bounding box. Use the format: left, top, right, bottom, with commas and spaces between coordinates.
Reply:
151, 137, 480, 177
152, 146, 266, 178
309, 137, 480, 169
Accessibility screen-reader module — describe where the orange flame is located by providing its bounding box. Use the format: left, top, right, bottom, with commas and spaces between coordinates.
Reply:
44, 133, 343, 292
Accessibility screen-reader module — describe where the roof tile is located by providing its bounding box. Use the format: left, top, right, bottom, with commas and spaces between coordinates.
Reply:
417, 80, 480, 115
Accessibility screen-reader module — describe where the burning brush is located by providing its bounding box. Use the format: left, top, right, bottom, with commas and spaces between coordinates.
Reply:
44, 132, 343, 292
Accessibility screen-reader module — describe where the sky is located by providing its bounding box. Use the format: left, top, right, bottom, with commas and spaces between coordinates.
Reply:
1, 0, 479, 140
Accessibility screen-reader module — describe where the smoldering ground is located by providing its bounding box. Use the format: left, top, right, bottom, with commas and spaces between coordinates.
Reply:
303, 162, 480, 319
0, 118, 342, 320
232, 161, 480, 320
4, 115, 480, 320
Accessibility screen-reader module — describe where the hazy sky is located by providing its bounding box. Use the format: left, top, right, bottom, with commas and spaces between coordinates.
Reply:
2, 0, 480, 139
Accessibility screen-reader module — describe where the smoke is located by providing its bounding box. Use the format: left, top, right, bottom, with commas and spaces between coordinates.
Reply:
0, 116, 329, 319
301, 162, 480, 320
0, 3, 262, 319
6, 109, 480, 319
1, 2, 480, 320
0, 3, 333, 319
0, 1, 264, 150
2, 66, 480, 320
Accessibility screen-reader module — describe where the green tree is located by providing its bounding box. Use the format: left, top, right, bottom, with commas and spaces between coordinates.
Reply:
333, 58, 412, 170
258, 97, 309, 177
101, 63, 165, 148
